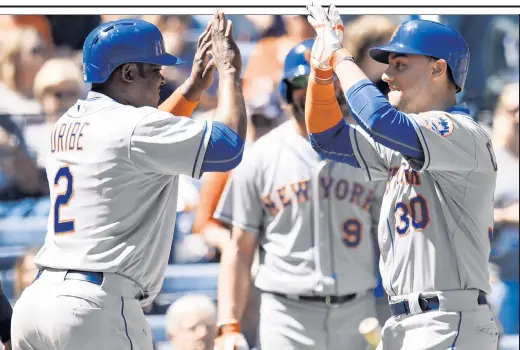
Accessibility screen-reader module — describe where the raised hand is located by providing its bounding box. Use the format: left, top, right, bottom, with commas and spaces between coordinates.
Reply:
306, 2, 343, 69
189, 21, 215, 91
210, 10, 242, 78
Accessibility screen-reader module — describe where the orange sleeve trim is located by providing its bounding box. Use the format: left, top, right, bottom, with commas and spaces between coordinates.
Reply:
158, 88, 200, 118
217, 320, 240, 335
192, 171, 231, 234
305, 69, 343, 134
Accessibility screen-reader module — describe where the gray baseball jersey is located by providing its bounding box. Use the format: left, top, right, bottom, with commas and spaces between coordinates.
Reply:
33, 91, 212, 304
214, 120, 384, 296
349, 106, 496, 296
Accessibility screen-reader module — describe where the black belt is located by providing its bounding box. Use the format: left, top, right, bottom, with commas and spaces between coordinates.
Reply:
272, 292, 357, 305
36, 269, 147, 301
389, 290, 488, 317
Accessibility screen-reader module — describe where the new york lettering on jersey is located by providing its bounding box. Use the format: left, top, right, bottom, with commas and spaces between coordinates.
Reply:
261, 176, 376, 216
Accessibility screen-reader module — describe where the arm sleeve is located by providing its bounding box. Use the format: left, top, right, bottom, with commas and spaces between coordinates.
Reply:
213, 148, 264, 237
129, 110, 212, 179
346, 79, 423, 159
305, 76, 392, 182
158, 88, 200, 118
192, 171, 231, 234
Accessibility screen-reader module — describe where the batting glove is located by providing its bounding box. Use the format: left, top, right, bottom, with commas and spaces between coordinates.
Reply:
306, 2, 344, 70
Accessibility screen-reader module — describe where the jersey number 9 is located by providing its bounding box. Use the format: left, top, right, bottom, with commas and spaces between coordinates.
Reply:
342, 218, 362, 248
54, 166, 75, 234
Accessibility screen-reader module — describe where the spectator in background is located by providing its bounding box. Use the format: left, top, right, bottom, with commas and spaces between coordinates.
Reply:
0, 27, 51, 115
44, 15, 101, 51
244, 15, 286, 41
488, 82, 519, 338
0, 117, 48, 201
241, 15, 315, 101
24, 57, 84, 167
13, 247, 39, 299
343, 15, 396, 97
0, 15, 54, 49
165, 295, 217, 350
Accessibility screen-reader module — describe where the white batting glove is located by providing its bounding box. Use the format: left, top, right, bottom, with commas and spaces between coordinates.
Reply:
327, 4, 344, 41
306, 2, 343, 69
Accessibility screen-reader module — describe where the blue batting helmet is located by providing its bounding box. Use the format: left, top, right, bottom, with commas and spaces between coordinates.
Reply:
368, 19, 470, 92
83, 19, 183, 83
279, 39, 315, 104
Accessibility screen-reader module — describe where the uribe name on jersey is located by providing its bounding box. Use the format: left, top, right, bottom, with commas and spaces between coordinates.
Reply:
50, 121, 90, 153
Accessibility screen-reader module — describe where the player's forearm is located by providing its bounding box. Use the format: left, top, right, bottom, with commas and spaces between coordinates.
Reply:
158, 78, 201, 117
212, 72, 247, 142
305, 69, 360, 167
217, 240, 253, 324
333, 52, 423, 158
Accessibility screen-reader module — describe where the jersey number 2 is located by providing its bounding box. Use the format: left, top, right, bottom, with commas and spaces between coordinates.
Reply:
54, 166, 75, 234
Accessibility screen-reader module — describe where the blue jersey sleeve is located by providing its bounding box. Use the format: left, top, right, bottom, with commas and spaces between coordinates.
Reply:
201, 121, 244, 173
308, 120, 360, 168
346, 79, 424, 159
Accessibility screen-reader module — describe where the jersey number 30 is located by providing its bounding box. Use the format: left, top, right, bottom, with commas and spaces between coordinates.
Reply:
394, 194, 429, 236
54, 166, 75, 234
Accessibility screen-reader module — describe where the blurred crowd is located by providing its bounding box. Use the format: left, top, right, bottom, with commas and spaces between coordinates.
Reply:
0, 13, 518, 350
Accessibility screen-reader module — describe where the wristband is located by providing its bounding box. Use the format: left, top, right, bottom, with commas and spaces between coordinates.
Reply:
330, 49, 355, 71
310, 64, 334, 85
217, 319, 240, 336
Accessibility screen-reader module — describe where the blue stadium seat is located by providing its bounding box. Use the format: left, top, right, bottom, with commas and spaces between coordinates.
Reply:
0, 245, 27, 270
147, 315, 168, 343
160, 263, 219, 295
0, 268, 16, 301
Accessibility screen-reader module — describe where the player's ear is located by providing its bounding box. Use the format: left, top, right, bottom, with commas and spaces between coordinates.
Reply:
431, 58, 447, 79
120, 64, 135, 83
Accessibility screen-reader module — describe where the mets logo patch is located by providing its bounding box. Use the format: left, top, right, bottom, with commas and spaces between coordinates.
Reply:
419, 114, 454, 137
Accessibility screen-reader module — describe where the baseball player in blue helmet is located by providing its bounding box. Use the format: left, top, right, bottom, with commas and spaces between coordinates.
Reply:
305, 3, 498, 350
11, 12, 248, 350
279, 38, 350, 124
214, 37, 385, 350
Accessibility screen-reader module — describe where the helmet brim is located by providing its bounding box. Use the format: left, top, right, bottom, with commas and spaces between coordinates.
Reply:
368, 44, 432, 64
282, 65, 311, 82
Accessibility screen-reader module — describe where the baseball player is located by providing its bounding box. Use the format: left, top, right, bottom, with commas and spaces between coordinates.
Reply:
11, 12, 247, 350
213, 38, 385, 350
304, 4, 499, 349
